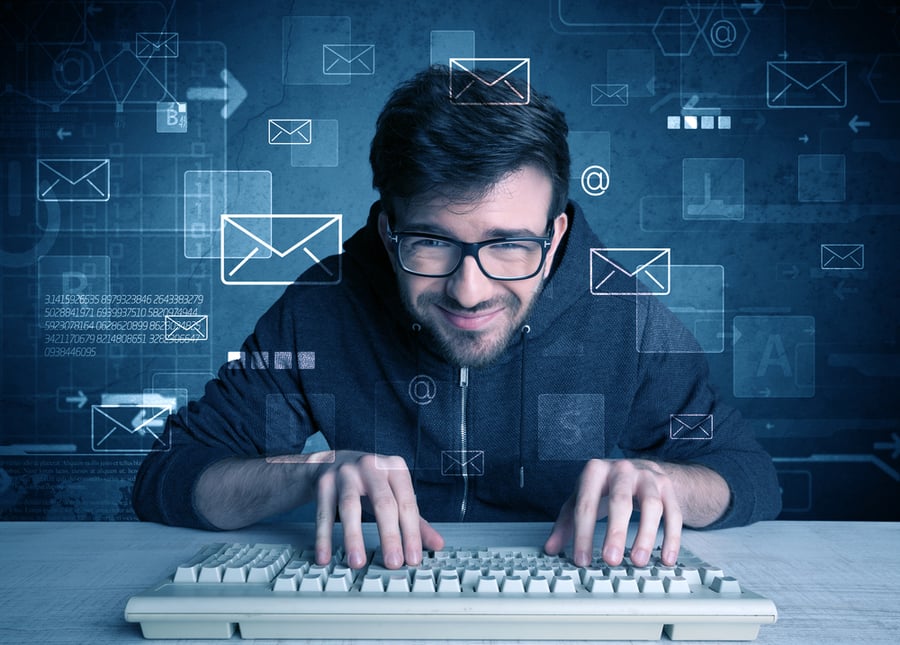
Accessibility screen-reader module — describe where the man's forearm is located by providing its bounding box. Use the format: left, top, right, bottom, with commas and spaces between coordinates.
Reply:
194, 452, 328, 530
659, 462, 731, 528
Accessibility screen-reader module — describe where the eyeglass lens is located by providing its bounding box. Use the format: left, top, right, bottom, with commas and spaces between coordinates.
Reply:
398, 236, 544, 279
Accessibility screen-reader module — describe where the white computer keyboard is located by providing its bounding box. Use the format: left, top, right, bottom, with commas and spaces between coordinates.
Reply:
124, 542, 777, 641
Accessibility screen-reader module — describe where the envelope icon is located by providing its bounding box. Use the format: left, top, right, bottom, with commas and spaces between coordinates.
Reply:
449, 58, 530, 105
164, 314, 208, 341
221, 214, 342, 285
135, 32, 179, 58
767, 61, 846, 108
322, 44, 375, 75
441, 450, 485, 476
821, 243, 864, 270
591, 83, 628, 106
37, 158, 110, 202
590, 248, 671, 296
670, 414, 714, 440
268, 119, 312, 145
91, 403, 172, 452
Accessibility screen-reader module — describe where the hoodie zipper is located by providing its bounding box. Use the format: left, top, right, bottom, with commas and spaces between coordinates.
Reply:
458, 365, 469, 521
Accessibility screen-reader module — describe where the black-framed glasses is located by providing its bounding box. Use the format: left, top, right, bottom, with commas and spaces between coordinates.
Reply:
386, 226, 553, 280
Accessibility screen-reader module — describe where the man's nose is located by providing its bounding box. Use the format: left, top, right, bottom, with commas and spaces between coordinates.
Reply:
445, 255, 493, 308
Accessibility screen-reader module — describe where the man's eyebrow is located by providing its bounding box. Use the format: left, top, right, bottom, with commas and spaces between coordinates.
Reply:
400, 222, 546, 238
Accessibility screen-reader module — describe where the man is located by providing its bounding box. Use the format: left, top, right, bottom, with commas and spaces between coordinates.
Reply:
133, 67, 781, 572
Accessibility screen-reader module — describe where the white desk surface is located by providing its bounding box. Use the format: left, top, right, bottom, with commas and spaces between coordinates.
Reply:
0, 520, 897, 644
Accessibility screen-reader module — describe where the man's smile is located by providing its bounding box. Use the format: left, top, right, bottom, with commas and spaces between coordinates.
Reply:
436, 304, 505, 331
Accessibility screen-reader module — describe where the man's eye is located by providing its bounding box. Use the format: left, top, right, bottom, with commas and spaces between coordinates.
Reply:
412, 238, 450, 249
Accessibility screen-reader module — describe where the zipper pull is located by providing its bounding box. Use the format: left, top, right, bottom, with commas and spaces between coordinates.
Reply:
459, 366, 469, 388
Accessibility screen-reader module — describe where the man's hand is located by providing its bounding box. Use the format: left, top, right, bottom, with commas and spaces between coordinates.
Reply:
544, 459, 685, 568
314, 451, 444, 570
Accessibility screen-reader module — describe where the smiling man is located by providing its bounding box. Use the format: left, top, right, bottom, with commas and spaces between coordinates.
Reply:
133, 67, 781, 572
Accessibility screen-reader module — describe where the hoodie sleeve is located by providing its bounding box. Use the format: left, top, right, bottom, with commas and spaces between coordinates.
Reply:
132, 290, 317, 529
619, 297, 782, 529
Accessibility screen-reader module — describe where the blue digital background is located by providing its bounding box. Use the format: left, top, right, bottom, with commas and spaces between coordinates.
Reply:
1, 0, 898, 521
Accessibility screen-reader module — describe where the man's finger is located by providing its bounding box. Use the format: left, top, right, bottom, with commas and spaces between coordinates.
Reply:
630, 476, 664, 567
314, 469, 337, 565
571, 460, 608, 567
601, 465, 635, 566
660, 486, 683, 566
336, 465, 367, 569
388, 467, 424, 565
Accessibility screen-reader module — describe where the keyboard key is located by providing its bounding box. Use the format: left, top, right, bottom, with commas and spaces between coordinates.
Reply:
586, 575, 614, 594
637, 576, 665, 593
551, 575, 577, 593
613, 576, 639, 594
297, 573, 324, 592
710, 576, 742, 594
360, 573, 383, 593
412, 572, 436, 593
675, 566, 701, 585
663, 575, 692, 595
501, 575, 525, 594
385, 573, 410, 593
272, 573, 298, 592
700, 566, 725, 586
526, 576, 550, 593
324, 573, 351, 592
436, 571, 461, 593
475, 575, 500, 593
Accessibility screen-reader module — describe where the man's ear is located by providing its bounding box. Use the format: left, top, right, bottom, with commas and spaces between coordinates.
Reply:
542, 212, 569, 279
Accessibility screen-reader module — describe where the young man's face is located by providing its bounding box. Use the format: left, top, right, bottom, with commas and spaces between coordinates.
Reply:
379, 166, 568, 367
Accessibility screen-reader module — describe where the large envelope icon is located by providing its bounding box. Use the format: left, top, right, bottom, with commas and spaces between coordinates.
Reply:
590, 248, 671, 295
670, 414, 714, 440
767, 61, 846, 108
441, 450, 485, 477
37, 158, 110, 202
268, 119, 312, 145
164, 314, 208, 341
221, 214, 342, 286
322, 44, 375, 75
91, 403, 172, 452
449, 58, 530, 105
821, 243, 864, 270
591, 83, 629, 106
135, 32, 179, 58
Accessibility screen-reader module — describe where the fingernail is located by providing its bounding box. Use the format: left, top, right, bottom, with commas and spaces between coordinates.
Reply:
384, 550, 402, 569
603, 546, 622, 564
348, 550, 365, 569
575, 550, 590, 566
631, 548, 649, 565
663, 550, 678, 565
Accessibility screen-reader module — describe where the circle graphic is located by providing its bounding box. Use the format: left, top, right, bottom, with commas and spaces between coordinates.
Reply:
710, 20, 737, 49
580, 165, 610, 197
52, 49, 95, 95
408, 375, 437, 405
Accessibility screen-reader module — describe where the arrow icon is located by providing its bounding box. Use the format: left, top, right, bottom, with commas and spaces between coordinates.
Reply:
874, 433, 900, 459
848, 115, 871, 133
740, 1, 764, 15
833, 280, 859, 301
186, 68, 247, 119
64, 390, 88, 408
798, 134, 808, 144
56, 127, 72, 141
